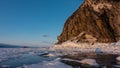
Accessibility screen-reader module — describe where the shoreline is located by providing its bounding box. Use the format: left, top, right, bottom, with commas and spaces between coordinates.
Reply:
50, 41, 120, 68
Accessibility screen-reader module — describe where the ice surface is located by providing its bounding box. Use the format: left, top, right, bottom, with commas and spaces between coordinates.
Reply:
1, 40, 120, 68
0, 48, 72, 68
21, 58, 72, 68
0, 48, 48, 63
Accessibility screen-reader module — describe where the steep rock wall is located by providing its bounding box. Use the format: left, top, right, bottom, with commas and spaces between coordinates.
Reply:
58, 0, 120, 44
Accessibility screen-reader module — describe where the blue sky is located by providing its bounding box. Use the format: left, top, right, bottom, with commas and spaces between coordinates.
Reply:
0, 0, 83, 47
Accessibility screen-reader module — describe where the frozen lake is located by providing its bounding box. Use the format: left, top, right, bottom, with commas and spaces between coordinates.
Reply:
1, 47, 120, 68
0, 48, 72, 68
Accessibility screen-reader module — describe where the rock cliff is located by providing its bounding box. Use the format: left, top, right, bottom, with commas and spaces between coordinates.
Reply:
57, 0, 120, 44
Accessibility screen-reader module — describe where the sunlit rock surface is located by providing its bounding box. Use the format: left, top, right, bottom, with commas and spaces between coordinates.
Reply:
58, 0, 120, 44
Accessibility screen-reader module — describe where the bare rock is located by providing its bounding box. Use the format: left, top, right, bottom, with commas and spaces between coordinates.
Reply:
57, 0, 120, 44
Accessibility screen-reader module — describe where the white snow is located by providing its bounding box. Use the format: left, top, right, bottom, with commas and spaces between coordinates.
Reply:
50, 41, 120, 55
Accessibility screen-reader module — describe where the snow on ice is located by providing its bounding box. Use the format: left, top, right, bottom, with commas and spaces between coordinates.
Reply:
50, 40, 120, 55
23, 58, 72, 68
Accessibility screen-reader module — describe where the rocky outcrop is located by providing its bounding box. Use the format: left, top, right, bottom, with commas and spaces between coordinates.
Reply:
57, 0, 120, 44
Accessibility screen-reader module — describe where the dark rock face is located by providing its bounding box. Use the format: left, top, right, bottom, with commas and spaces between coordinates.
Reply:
58, 0, 120, 44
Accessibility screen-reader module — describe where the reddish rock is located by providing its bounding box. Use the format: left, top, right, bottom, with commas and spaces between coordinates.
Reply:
58, 0, 120, 44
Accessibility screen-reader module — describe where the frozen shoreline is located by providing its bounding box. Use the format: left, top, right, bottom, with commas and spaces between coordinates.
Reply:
50, 41, 120, 55
49, 41, 120, 68
0, 41, 120, 68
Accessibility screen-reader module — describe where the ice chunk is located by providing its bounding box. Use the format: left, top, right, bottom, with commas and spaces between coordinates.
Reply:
43, 54, 55, 57
80, 59, 99, 66
115, 40, 120, 46
95, 48, 102, 54
116, 56, 120, 61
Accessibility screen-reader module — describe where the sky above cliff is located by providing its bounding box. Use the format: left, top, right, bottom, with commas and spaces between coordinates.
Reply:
0, 0, 83, 47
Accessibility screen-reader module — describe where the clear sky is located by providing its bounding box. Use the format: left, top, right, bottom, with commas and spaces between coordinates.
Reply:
0, 0, 83, 47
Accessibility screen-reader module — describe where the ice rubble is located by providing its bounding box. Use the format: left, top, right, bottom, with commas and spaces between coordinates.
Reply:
50, 40, 120, 55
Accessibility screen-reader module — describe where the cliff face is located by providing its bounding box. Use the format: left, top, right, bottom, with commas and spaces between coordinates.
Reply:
58, 0, 120, 44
